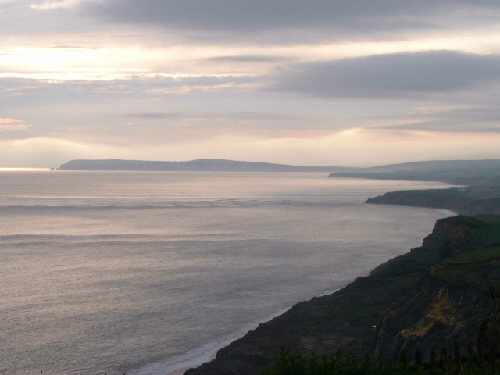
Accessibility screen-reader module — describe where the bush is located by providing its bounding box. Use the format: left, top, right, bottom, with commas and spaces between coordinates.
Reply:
263, 351, 500, 375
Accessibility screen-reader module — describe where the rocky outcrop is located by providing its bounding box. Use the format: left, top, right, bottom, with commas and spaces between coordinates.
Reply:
366, 188, 500, 215
187, 216, 500, 375
366, 189, 468, 212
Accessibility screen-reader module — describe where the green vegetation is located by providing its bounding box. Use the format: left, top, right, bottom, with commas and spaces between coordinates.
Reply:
264, 352, 500, 375
446, 246, 500, 264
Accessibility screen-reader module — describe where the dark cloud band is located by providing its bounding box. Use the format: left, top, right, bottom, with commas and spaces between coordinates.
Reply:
270, 51, 500, 98
86, 0, 500, 41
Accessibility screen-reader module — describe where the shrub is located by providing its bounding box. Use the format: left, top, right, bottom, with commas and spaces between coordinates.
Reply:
263, 351, 500, 375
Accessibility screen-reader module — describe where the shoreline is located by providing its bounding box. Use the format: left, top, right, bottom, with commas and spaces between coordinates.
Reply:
130, 178, 457, 375
131, 194, 449, 374
130, 308, 292, 375
185, 215, 500, 375
131, 289, 342, 375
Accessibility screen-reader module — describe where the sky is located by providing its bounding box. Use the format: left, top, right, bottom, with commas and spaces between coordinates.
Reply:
2, 0, 500, 167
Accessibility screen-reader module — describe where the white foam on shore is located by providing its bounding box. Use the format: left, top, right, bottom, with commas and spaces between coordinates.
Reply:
130, 288, 342, 375
129, 306, 290, 375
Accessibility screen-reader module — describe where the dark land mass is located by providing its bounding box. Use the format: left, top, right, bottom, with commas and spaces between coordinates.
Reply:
187, 216, 500, 374
367, 186, 500, 215
332, 159, 500, 215
332, 159, 500, 186
58, 159, 350, 172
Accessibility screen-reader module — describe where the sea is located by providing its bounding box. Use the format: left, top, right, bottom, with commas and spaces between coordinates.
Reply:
0, 170, 452, 375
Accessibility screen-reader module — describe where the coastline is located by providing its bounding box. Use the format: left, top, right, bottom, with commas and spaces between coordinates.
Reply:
181, 172, 491, 374
137, 215, 456, 374
132, 177, 458, 375
185, 215, 500, 375
130, 307, 293, 375
133, 290, 342, 375
135, 206, 453, 375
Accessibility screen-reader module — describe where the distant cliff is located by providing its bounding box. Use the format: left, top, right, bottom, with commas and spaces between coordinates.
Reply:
331, 159, 500, 185
58, 159, 348, 172
329, 158, 500, 215
187, 216, 500, 374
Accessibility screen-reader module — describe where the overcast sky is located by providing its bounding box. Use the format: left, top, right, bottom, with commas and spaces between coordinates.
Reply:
2, 0, 500, 167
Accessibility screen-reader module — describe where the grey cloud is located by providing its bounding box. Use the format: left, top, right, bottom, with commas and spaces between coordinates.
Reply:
270, 51, 500, 98
125, 112, 301, 121
0, 117, 30, 131
376, 107, 500, 133
126, 112, 182, 120
0, 1, 92, 36
393, 122, 500, 133
86, 0, 500, 41
123, 111, 343, 132
0, 75, 257, 108
50, 45, 95, 49
206, 55, 292, 63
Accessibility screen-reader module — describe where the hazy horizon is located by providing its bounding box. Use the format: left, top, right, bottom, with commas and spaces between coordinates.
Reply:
6, 155, 500, 171
3, 1, 500, 167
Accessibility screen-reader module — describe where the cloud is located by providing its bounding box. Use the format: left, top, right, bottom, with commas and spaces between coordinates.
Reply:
122, 111, 342, 136
206, 54, 292, 64
0, 0, 21, 8
86, 0, 500, 42
125, 111, 303, 121
270, 51, 500, 98
0, 117, 30, 131
374, 106, 500, 133
0, 136, 121, 167
30, 0, 80, 10
0, 75, 258, 108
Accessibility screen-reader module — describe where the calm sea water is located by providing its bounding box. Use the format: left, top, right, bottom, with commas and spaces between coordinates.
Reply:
0, 171, 452, 375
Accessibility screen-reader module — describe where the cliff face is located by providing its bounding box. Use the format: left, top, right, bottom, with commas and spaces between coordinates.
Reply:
187, 216, 500, 375
373, 216, 500, 363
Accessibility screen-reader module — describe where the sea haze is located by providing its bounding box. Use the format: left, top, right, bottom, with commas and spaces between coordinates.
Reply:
0, 171, 452, 375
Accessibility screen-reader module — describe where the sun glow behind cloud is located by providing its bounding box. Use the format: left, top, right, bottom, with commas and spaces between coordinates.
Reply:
0, 118, 30, 131
30, 0, 80, 10
0, 47, 154, 80
4, 28, 500, 81
0, 167, 50, 171
2, 1, 500, 167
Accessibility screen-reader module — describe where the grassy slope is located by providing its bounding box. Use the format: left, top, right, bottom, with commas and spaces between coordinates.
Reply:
264, 216, 500, 375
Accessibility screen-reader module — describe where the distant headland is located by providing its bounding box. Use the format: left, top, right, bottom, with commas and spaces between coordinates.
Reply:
331, 158, 500, 185
58, 158, 351, 172
60, 158, 500, 180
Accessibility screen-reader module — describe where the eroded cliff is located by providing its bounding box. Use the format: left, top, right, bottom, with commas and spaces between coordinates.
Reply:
187, 216, 500, 375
